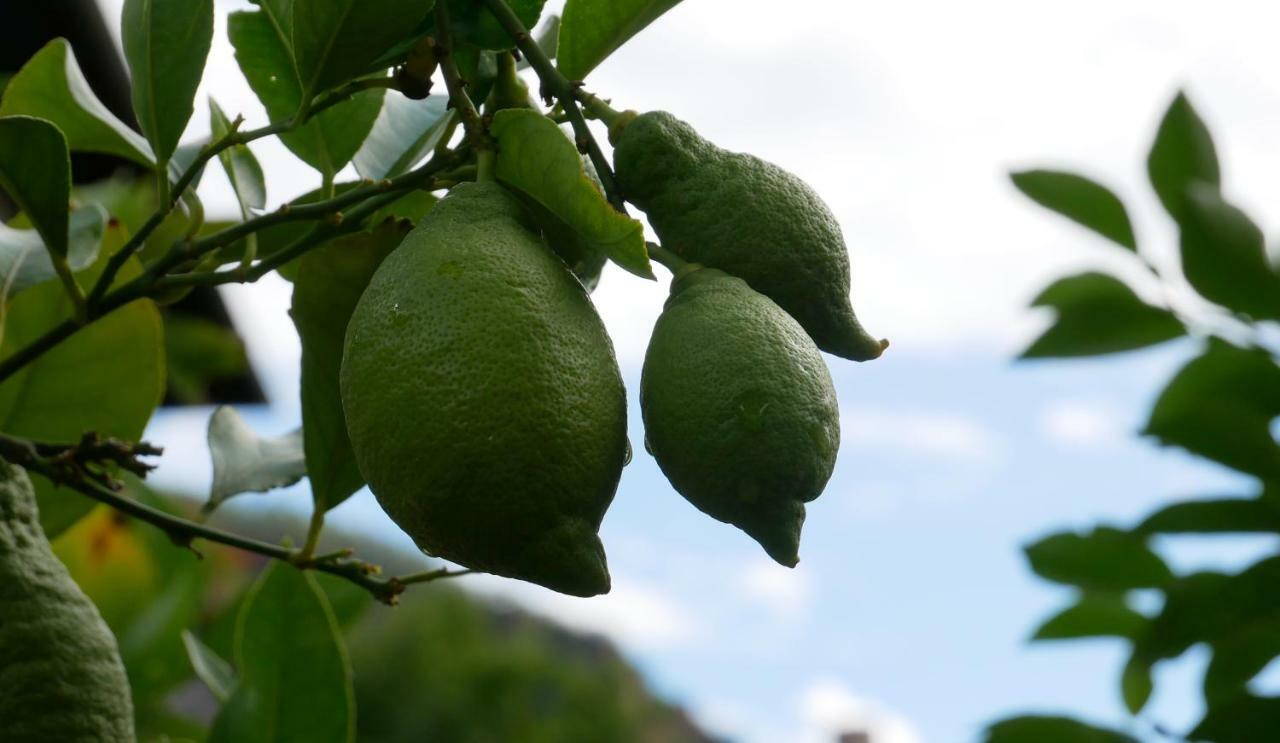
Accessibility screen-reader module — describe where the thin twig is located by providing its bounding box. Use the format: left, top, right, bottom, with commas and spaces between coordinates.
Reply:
474, 0, 627, 211
433, 2, 487, 147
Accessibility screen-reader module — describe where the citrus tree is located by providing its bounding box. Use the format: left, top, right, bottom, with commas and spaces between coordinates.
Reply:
986, 94, 1280, 742
0, 0, 885, 738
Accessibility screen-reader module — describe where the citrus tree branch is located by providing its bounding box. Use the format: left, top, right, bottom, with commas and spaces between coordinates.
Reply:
433, 1, 487, 147
0, 431, 467, 604
473, 0, 627, 211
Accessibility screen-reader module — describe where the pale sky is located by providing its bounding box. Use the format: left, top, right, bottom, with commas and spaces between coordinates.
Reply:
91, 1, 1280, 740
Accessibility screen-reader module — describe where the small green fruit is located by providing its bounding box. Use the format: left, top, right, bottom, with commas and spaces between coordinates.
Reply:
641, 268, 841, 565
0, 459, 136, 742
341, 182, 627, 597
613, 110, 886, 361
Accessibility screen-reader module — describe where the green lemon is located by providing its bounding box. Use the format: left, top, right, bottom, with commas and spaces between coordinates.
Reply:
0, 460, 136, 742
641, 268, 840, 566
341, 182, 627, 597
613, 110, 887, 362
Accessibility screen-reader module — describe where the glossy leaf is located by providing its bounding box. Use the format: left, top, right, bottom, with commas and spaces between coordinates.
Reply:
492, 108, 652, 278
984, 716, 1138, 743
1148, 91, 1220, 221
1177, 185, 1280, 319
448, 0, 547, 51
292, 0, 432, 97
291, 219, 410, 511
182, 630, 236, 703
1032, 594, 1147, 641
1144, 339, 1280, 480
0, 39, 154, 166
1021, 272, 1184, 358
0, 116, 71, 258
0, 206, 107, 301
206, 406, 306, 512
228, 9, 383, 178
0, 222, 164, 536
208, 563, 355, 743
1136, 497, 1280, 536
1024, 527, 1171, 591
1191, 695, 1280, 743
353, 94, 452, 181
558, 0, 683, 80
210, 98, 267, 267
122, 0, 214, 163
1011, 170, 1137, 251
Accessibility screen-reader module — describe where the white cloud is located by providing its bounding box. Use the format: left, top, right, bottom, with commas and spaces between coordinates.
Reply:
797, 679, 923, 743
841, 410, 1003, 464
737, 557, 813, 621
1039, 400, 1125, 448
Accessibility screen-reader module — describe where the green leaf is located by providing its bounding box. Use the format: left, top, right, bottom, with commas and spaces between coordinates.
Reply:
181, 630, 236, 703
1136, 497, 1280, 536
492, 108, 652, 278
1010, 170, 1137, 251
1021, 272, 1184, 358
205, 405, 306, 513
1032, 594, 1148, 641
208, 563, 355, 743
1024, 527, 1172, 591
1144, 339, 1280, 480
291, 219, 410, 511
1204, 621, 1280, 705
1176, 185, 1280, 319
163, 315, 250, 405
0, 116, 72, 258
228, 9, 383, 178
447, 0, 547, 51
1120, 656, 1153, 714
983, 716, 1138, 743
353, 94, 453, 181
1148, 91, 1220, 221
210, 98, 267, 259
292, 0, 433, 98
0, 222, 164, 536
1191, 695, 1280, 743
122, 0, 214, 163
0, 39, 154, 166
558, 0, 683, 80
0, 206, 106, 301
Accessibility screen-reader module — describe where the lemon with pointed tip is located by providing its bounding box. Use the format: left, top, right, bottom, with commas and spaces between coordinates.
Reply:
641, 268, 841, 565
341, 182, 627, 597
0, 459, 136, 742
613, 110, 886, 361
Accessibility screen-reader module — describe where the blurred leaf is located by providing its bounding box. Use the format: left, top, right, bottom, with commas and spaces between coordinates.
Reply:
0, 222, 164, 536
1011, 170, 1137, 251
53, 506, 160, 630
182, 630, 236, 702
208, 563, 355, 743
1191, 695, 1280, 743
1025, 527, 1172, 591
312, 572, 373, 630
1120, 656, 1153, 714
492, 108, 652, 278
983, 715, 1138, 742
1021, 272, 1183, 358
120, 554, 209, 705
292, 0, 432, 97
1144, 339, 1280, 480
0, 116, 71, 258
0, 39, 154, 166
228, 9, 383, 178
447, 0, 547, 51
1176, 185, 1280, 319
206, 406, 306, 512
1204, 620, 1280, 705
163, 315, 250, 405
1135, 497, 1280, 536
122, 0, 213, 163
1032, 594, 1147, 641
0, 205, 107, 301
453, 45, 501, 106
1148, 91, 1220, 221
557, 0, 682, 80
353, 94, 452, 181
291, 219, 409, 511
